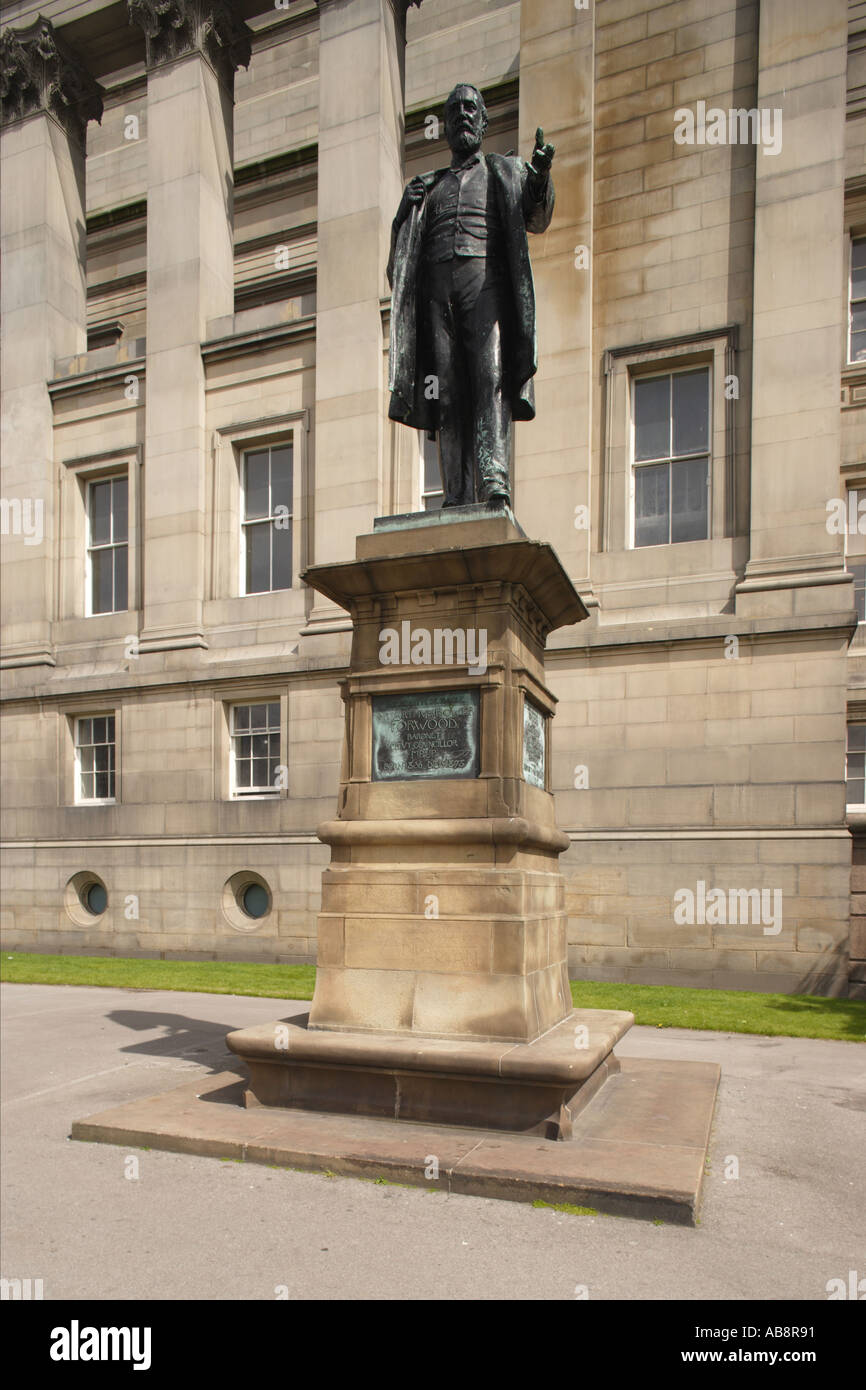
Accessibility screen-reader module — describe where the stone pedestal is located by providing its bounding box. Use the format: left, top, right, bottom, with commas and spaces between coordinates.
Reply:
77, 508, 720, 1216
228, 507, 634, 1137
305, 505, 588, 1044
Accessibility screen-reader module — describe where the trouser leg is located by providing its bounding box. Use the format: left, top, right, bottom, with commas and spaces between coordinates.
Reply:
453, 260, 511, 502
423, 265, 474, 505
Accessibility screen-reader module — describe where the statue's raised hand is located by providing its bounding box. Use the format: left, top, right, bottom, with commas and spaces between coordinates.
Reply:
531, 127, 555, 174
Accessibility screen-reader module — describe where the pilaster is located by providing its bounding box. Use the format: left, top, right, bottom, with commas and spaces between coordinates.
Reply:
128, 0, 251, 657
300, 0, 409, 650
517, 0, 596, 633
736, 0, 851, 620
0, 17, 103, 670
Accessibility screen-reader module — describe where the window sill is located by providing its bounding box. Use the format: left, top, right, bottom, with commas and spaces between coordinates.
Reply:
594, 536, 746, 583
240, 588, 296, 599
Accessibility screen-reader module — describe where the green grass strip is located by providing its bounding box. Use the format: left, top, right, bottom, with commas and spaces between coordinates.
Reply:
570, 979, 865, 1042
1, 952, 863, 1041
0, 952, 316, 1000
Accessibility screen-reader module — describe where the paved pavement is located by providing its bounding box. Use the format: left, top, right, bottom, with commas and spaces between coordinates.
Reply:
1, 982, 864, 1301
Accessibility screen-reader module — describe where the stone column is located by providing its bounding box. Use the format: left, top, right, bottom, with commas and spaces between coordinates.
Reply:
127, 0, 251, 657
301, 0, 411, 645
516, 0, 595, 630
736, 0, 850, 619
0, 18, 103, 670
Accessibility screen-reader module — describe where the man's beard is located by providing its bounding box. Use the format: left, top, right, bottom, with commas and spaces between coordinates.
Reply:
448, 124, 482, 155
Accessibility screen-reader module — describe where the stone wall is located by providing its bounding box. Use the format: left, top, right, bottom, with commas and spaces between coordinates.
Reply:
553, 627, 850, 995
1, 0, 863, 995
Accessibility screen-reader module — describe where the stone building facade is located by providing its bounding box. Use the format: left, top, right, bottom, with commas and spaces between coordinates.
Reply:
1, 0, 865, 997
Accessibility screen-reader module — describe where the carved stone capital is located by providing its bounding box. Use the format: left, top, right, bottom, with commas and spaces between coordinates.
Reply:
0, 17, 104, 147
127, 0, 252, 88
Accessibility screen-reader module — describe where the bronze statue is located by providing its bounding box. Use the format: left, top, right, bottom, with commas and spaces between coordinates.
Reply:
387, 83, 555, 509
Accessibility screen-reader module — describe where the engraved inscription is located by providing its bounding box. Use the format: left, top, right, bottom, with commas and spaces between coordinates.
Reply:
523, 698, 545, 789
372, 689, 479, 781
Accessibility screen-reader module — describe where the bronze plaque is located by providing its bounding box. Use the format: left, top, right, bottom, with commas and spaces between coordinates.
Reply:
371, 690, 480, 781
523, 698, 546, 789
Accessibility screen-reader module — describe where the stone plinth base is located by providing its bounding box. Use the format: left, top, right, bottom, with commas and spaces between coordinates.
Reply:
71, 1054, 721, 1224
225, 1008, 633, 1140
311, 837, 573, 1044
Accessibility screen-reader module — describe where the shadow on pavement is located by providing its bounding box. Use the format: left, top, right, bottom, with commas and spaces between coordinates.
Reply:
103, 1003, 308, 1075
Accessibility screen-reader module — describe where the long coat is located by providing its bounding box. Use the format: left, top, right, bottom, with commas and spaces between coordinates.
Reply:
386, 152, 554, 432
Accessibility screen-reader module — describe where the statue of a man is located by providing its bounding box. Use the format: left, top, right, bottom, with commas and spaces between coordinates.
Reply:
387, 83, 555, 509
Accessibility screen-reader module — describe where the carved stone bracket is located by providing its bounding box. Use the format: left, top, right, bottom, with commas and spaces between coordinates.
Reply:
127, 0, 252, 88
0, 17, 104, 147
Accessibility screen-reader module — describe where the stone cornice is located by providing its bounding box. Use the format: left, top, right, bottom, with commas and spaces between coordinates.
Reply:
201, 314, 316, 362
0, 15, 104, 147
127, 0, 252, 87
48, 351, 146, 399
545, 611, 856, 658
313, 0, 422, 9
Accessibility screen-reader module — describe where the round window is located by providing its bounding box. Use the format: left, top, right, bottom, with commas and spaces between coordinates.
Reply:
65, 872, 109, 926
241, 883, 269, 919
83, 881, 107, 916
222, 872, 271, 932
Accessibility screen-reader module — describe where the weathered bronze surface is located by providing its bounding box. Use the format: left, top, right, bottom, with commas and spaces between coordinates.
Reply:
387, 83, 555, 509
371, 689, 480, 781
523, 698, 546, 789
